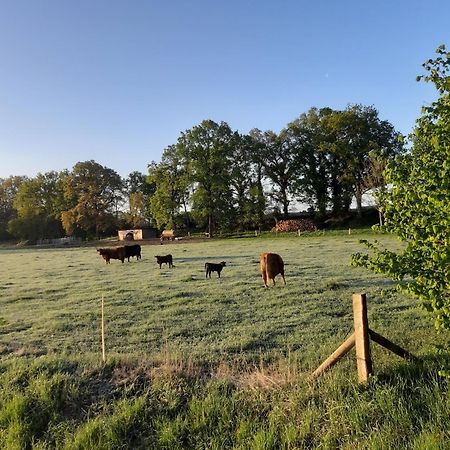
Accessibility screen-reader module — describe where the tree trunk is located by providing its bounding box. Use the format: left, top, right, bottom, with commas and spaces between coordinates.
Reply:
208, 214, 213, 238
257, 169, 265, 225
317, 190, 327, 217
343, 192, 352, 213
281, 188, 289, 218
182, 201, 190, 228
378, 208, 384, 226
331, 181, 342, 214
355, 186, 363, 218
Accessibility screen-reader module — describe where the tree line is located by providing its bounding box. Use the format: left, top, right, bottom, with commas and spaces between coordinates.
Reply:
0, 104, 404, 242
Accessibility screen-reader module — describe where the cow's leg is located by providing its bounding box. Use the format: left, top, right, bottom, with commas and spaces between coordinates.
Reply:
261, 271, 268, 288
281, 272, 286, 285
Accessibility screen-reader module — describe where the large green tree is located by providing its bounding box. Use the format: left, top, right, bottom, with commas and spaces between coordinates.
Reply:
62, 160, 124, 238
124, 171, 155, 228
284, 108, 333, 217
0, 176, 27, 240
247, 129, 268, 227
325, 105, 403, 216
148, 145, 189, 230
251, 128, 302, 218
352, 46, 450, 372
7, 171, 67, 242
177, 120, 234, 236
229, 132, 266, 230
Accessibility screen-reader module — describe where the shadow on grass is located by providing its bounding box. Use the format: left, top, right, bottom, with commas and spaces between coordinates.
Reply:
374, 353, 450, 386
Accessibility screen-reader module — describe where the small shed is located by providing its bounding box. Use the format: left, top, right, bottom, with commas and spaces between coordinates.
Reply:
118, 228, 158, 241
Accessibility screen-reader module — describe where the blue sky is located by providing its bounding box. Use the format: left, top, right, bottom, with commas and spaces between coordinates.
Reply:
0, 0, 448, 179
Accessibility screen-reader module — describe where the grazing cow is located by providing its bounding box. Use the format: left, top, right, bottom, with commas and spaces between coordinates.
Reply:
155, 254, 173, 268
161, 229, 176, 241
260, 253, 286, 288
205, 261, 226, 278
97, 247, 126, 264
125, 244, 141, 262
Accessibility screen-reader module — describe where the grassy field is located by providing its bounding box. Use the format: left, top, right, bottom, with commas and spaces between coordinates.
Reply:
0, 231, 449, 448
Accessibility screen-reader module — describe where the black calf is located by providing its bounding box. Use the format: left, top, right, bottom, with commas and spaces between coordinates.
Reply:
205, 261, 226, 278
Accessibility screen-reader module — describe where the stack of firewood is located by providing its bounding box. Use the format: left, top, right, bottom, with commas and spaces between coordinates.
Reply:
271, 219, 317, 233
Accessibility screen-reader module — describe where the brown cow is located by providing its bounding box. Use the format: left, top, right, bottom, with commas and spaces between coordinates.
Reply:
260, 253, 286, 288
97, 247, 126, 264
155, 254, 173, 268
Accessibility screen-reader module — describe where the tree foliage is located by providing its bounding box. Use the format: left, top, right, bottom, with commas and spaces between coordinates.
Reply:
148, 145, 189, 230
352, 46, 450, 371
124, 171, 155, 228
252, 128, 302, 218
61, 160, 124, 238
177, 120, 234, 236
284, 108, 332, 217
229, 133, 265, 230
0, 176, 27, 239
7, 171, 67, 241
326, 105, 404, 216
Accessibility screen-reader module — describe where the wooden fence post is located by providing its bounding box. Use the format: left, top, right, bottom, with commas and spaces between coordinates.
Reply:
352, 293, 372, 383
311, 333, 355, 379
369, 329, 416, 361
101, 295, 106, 363
311, 293, 414, 383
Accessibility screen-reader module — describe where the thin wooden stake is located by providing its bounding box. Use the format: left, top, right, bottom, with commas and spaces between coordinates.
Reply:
352, 293, 373, 382
101, 295, 106, 363
311, 333, 356, 379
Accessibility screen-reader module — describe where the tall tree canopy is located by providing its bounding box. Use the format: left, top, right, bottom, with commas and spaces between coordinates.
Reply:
284, 108, 332, 217
177, 120, 234, 236
0, 176, 27, 239
124, 171, 155, 228
61, 160, 124, 238
228, 133, 266, 230
7, 171, 67, 241
352, 46, 450, 373
250, 128, 302, 218
148, 145, 189, 230
326, 104, 404, 216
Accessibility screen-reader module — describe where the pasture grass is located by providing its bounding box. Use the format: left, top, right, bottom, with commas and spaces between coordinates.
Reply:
1, 231, 449, 448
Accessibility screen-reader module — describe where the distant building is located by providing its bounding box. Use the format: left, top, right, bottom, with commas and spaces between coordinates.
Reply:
118, 228, 158, 241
